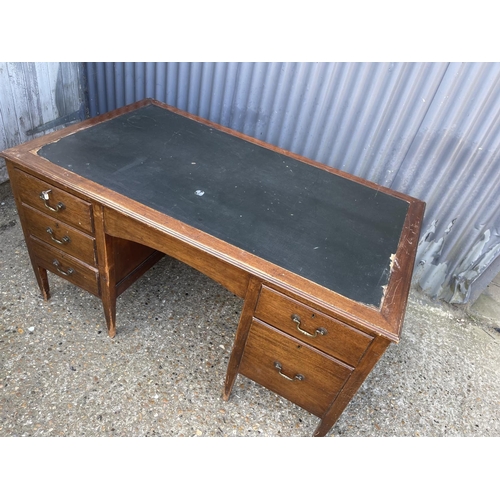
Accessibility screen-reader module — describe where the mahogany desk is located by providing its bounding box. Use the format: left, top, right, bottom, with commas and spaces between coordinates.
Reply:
1, 99, 425, 436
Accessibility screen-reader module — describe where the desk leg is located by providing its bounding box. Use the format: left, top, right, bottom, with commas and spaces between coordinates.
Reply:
94, 205, 117, 338
100, 265, 117, 338
33, 264, 51, 301
313, 335, 391, 437
224, 276, 261, 400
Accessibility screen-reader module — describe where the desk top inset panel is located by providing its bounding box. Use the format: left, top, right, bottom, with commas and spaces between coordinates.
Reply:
37, 104, 409, 307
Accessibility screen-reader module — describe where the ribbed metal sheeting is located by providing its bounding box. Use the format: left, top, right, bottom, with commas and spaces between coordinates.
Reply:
84, 62, 500, 304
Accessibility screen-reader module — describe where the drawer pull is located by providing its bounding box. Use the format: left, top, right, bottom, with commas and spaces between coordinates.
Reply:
291, 314, 327, 338
274, 361, 304, 382
52, 259, 74, 276
46, 227, 71, 245
40, 190, 65, 212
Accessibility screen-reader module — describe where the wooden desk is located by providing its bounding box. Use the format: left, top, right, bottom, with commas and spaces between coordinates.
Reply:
1, 99, 425, 436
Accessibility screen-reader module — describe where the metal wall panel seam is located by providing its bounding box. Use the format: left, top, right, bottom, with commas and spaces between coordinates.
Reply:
154, 62, 167, 103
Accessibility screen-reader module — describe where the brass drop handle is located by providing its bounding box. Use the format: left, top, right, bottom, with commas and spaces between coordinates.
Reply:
52, 259, 74, 276
46, 227, 70, 245
274, 361, 304, 382
291, 314, 327, 338
40, 189, 65, 212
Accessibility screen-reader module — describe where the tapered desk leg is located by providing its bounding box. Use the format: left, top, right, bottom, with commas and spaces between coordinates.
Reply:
224, 277, 261, 400
100, 270, 117, 338
313, 335, 391, 437
94, 205, 117, 338
33, 264, 51, 301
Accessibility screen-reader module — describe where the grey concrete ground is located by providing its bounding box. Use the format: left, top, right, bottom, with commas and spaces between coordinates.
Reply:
1, 184, 499, 437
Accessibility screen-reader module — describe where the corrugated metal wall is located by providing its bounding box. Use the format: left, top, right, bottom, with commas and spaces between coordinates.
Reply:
0, 62, 86, 184
72, 63, 500, 303
394, 63, 500, 304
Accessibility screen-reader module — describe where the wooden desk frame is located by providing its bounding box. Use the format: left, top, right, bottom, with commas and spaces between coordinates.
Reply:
2, 99, 425, 436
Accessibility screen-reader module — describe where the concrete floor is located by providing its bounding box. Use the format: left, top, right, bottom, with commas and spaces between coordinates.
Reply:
1, 185, 499, 437
468, 270, 500, 328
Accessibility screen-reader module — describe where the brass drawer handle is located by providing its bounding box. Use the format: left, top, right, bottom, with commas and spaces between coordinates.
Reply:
291, 314, 327, 338
40, 189, 65, 212
274, 361, 304, 382
52, 259, 74, 276
46, 227, 70, 245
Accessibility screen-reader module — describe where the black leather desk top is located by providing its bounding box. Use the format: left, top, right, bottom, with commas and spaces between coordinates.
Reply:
38, 104, 409, 307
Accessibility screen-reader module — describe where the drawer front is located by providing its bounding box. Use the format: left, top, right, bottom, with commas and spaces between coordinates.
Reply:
30, 236, 100, 296
255, 286, 373, 366
22, 204, 96, 265
13, 168, 94, 234
239, 319, 352, 418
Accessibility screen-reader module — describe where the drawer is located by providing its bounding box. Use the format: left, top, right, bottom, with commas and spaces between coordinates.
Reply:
22, 204, 97, 265
255, 286, 373, 366
239, 319, 352, 418
12, 168, 94, 234
30, 236, 100, 297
